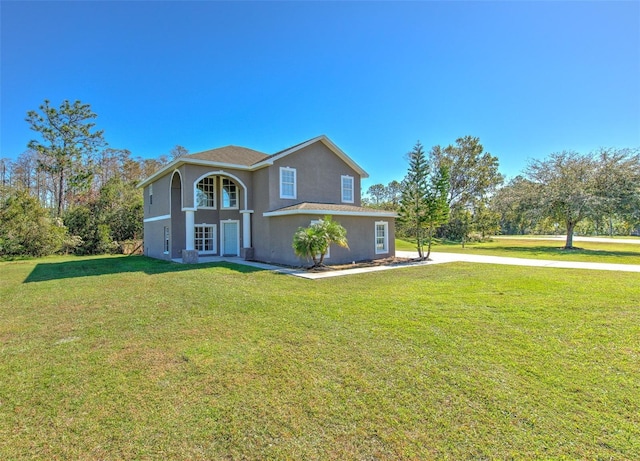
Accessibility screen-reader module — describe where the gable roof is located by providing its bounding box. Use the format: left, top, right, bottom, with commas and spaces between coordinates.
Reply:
186, 145, 269, 165
253, 135, 369, 178
138, 135, 368, 188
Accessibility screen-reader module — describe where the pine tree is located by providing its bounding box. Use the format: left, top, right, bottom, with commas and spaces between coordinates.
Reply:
26, 99, 105, 216
399, 142, 450, 260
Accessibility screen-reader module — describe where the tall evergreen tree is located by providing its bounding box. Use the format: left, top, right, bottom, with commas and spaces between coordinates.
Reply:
26, 99, 106, 216
399, 142, 450, 260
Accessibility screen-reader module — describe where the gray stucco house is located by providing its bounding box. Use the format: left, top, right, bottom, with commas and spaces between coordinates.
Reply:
138, 135, 396, 266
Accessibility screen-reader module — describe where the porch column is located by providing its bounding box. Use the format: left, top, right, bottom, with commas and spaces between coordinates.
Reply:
241, 210, 253, 248
185, 209, 195, 250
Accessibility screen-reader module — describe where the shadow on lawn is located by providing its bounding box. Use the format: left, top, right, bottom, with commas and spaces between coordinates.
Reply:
472, 245, 640, 259
23, 255, 264, 283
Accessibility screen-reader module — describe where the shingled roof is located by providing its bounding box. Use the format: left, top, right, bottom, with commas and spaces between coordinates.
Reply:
186, 145, 269, 166
263, 202, 397, 218
138, 135, 368, 188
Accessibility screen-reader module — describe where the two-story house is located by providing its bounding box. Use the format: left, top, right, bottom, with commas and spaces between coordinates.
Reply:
138, 135, 396, 266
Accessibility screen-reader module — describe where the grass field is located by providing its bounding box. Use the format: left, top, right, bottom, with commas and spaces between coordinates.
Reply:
396, 237, 640, 265
1, 254, 639, 459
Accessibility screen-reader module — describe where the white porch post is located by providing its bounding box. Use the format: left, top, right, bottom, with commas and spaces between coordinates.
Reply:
185, 209, 195, 250
241, 210, 253, 248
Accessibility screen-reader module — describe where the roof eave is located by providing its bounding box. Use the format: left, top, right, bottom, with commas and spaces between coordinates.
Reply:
252, 135, 370, 178
137, 158, 255, 188
263, 209, 397, 218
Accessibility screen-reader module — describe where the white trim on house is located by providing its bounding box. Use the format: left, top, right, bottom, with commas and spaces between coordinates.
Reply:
341, 175, 354, 203
193, 170, 250, 210
169, 170, 184, 211
195, 176, 217, 209
137, 135, 370, 189
263, 209, 397, 218
375, 221, 389, 254
144, 214, 171, 223
253, 135, 369, 178
220, 177, 239, 210
194, 223, 217, 255
221, 219, 240, 256
138, 158, 257, 189
163, 226, 170, 254
279, 167, 297, 199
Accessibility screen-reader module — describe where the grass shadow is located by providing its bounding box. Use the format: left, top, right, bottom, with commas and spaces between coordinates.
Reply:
23, 255, 265, 283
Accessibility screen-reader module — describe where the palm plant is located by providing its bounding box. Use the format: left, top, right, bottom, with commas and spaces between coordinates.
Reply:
292, 216, 349, 267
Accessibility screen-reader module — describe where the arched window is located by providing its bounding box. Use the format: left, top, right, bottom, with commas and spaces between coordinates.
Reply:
221, 178, 238, 209
196, 177, 216, 208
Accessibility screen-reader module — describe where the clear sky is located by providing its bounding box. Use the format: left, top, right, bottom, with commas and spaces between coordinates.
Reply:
1, 1, 639, 188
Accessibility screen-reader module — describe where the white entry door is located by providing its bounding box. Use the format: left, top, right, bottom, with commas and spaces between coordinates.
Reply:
221, 221, 239, 256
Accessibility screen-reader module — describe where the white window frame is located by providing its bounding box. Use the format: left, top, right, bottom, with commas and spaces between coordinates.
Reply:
221, 178, 239, 209
194, 224, 217, 254
280, 167, 297, 199
163, 226, 170, 254
375, 221, 389, 254
196, 177, 217, 209
341, 175, 354, 203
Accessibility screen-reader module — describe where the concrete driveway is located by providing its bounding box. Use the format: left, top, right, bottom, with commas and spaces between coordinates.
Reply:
286, 250, 640, 280
396, 251, 640, 273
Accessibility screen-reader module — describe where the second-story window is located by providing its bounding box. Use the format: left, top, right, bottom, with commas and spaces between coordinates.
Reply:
196, 177, 216, 208
221, 178, 238, 209
341, 175, 354, 203
280, 167, 296, 199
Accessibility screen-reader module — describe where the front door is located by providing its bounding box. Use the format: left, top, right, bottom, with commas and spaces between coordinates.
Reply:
221, 221, 239, 256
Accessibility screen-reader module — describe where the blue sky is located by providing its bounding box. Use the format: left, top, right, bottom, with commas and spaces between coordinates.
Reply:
1, 1, 638, 188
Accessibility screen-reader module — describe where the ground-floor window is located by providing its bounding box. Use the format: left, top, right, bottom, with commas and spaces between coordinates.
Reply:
194, 224, 217, 254
375, 221, 388, 254
163, 226, 170, 254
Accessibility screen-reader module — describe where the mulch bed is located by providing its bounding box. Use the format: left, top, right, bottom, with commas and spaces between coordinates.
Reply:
306, 256, 415, 272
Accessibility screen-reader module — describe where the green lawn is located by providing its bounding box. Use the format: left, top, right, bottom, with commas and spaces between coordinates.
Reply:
1, 255, 639, 459
396, 237, 640, 264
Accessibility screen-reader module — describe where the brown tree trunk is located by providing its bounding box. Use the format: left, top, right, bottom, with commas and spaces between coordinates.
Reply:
56, 169, 64, 217
565, 221, 575, 249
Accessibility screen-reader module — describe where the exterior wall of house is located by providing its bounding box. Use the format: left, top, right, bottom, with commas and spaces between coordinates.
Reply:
143, 219, 170, 260
179, 166, 254, 210
141, 138, 395, 265
170, 172, 185, 259
259, 214, 395, 266
266, 142, 362, 212
144, 173, 172, 219
143, 172, 174, 260
250, 167, 273, 262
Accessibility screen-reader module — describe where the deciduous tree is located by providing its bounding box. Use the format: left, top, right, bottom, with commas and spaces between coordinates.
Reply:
430, 136, 503, 211
0, 187, 68, 256
524, 151, 598, 249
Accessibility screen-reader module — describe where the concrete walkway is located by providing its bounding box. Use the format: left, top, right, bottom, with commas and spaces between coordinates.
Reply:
289, 251, 640, 280
177, 250, 640, 280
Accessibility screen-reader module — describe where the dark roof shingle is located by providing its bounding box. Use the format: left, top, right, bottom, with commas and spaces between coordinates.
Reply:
186, 145, 269, 166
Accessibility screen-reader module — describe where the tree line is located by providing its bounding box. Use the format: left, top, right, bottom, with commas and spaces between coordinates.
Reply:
370, 137, 640, 257
2, 99, 639, 259
0, 99, 184, 257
